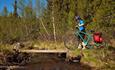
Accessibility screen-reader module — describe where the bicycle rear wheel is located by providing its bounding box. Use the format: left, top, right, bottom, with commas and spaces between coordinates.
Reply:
64, 34, 80, 50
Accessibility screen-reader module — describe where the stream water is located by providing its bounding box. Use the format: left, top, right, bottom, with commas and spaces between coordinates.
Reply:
14, 55, 93, 70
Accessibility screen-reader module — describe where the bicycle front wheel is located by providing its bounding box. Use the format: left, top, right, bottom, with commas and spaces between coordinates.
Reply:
64, 34, 80, 50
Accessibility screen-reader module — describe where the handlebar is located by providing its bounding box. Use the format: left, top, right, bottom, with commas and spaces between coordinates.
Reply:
87, 30, 95, 34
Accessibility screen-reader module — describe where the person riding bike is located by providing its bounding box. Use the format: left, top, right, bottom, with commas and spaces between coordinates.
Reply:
75, 16, 86, 49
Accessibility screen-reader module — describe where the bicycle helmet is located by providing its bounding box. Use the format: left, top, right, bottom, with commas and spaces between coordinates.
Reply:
75, 16, 81, 20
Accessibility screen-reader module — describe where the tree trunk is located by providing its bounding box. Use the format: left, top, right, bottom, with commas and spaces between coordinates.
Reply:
52, 1, 56, 42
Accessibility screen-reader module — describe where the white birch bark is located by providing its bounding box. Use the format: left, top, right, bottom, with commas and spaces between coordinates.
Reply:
52, 1, 56, 42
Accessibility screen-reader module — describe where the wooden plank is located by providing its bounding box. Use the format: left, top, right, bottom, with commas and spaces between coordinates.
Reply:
19, 50, 67, 53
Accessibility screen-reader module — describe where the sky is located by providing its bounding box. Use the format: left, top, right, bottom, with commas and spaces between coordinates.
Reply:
0, 0, 47, 14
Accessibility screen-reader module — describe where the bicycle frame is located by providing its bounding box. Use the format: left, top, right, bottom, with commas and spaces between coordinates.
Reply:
74, 28, 92, 47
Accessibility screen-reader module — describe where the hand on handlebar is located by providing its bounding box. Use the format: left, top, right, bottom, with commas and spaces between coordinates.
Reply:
88, 30, 95, 33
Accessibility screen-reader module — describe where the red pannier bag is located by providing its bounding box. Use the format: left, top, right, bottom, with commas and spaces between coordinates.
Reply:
93, 32, 103, 43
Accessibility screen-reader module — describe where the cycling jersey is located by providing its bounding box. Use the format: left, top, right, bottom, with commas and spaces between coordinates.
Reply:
78, 20, 85, 31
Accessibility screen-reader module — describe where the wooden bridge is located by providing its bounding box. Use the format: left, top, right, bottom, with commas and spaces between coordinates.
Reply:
19, 49, 68, 59
20, 49, 68, 53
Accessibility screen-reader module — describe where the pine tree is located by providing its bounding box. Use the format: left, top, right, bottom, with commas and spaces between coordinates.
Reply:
13, 0, 18, 17
2, 6, 8, 16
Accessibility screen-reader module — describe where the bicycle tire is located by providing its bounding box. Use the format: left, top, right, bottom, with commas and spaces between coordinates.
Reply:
64, 34, 80, 50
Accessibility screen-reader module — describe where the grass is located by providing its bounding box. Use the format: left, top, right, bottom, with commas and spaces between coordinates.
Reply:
22, 40, 65, 50
0, 44, 14, 53
71, 47, 115, 70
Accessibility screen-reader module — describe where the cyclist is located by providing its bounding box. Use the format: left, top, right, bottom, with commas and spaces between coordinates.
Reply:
75, 16, 86, 49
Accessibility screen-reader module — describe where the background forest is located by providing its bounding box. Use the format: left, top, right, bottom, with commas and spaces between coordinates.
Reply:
0, 0, 114, 44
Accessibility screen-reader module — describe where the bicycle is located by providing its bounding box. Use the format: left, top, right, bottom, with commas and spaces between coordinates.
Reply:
64, 26, 106, 50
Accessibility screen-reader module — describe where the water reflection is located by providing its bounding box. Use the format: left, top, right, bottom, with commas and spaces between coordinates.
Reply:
23, 58, 93, 70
